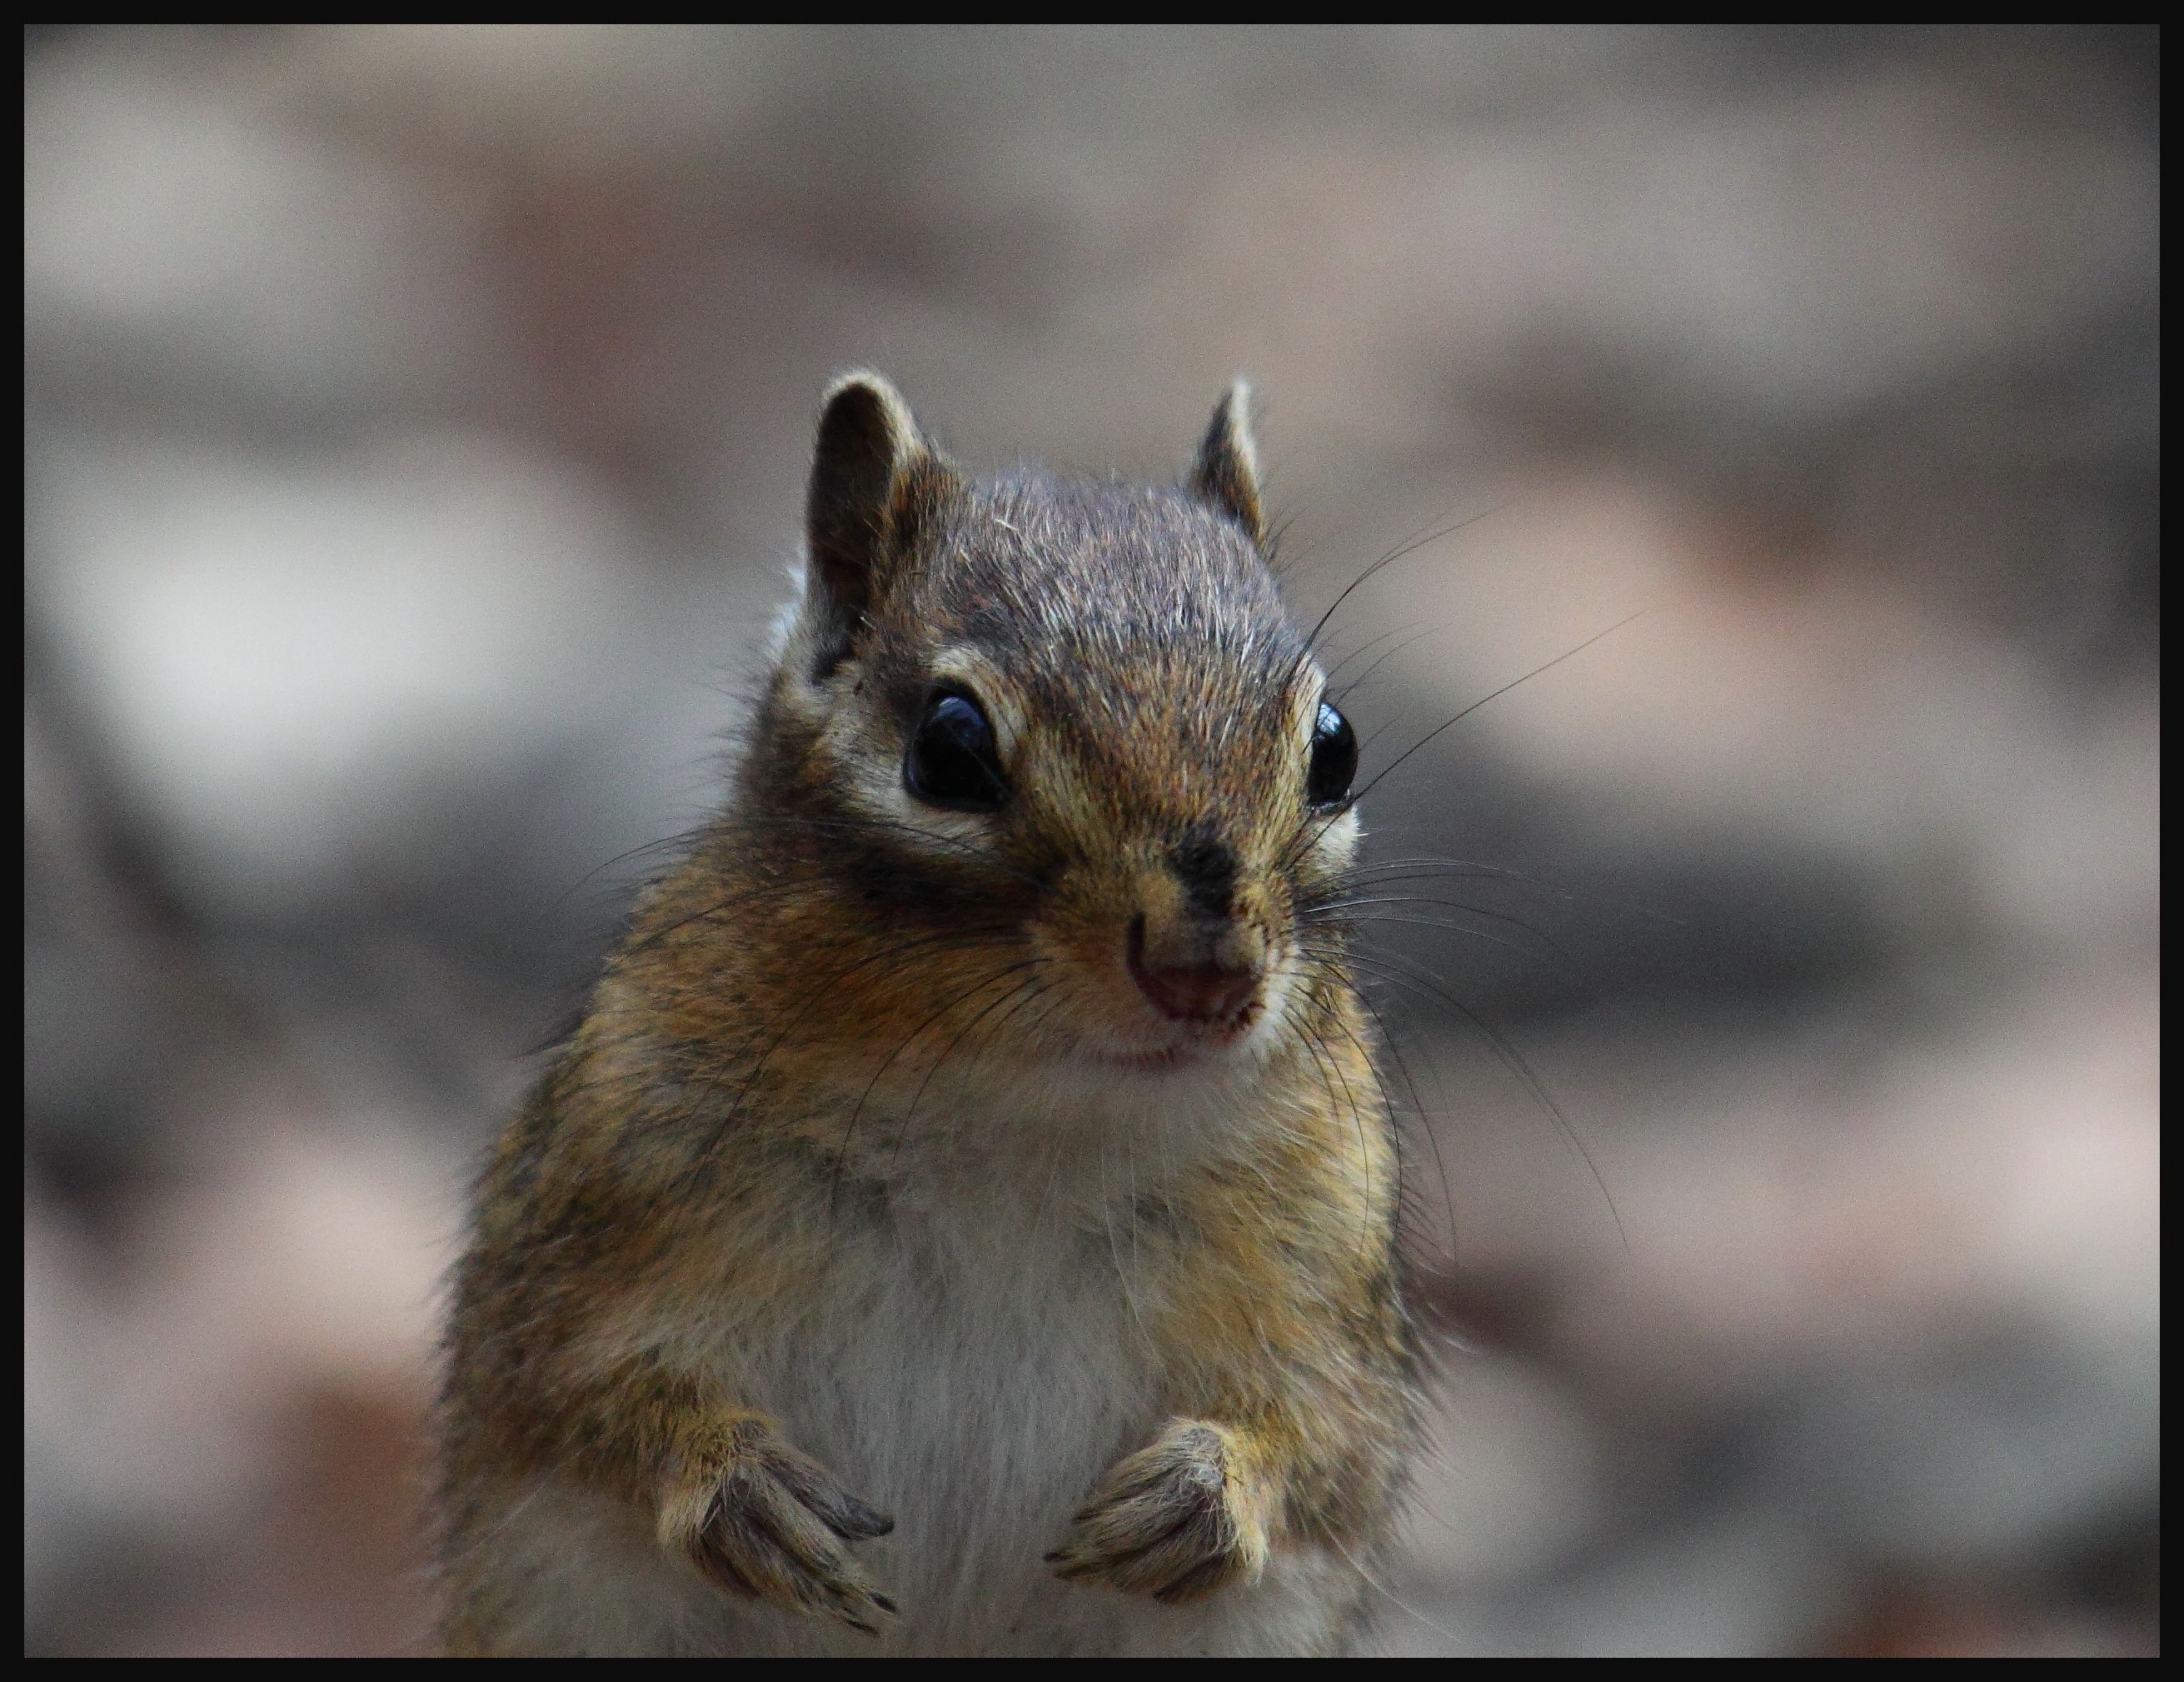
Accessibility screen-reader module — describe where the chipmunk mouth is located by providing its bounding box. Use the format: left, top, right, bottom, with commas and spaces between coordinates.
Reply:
1099, 1043, 1207, 1072
1089, 1011, 1266, 1075
1124, 916, 1265, 1032
1094, 941, 1270, 1072
1034, 912, 1279, 1075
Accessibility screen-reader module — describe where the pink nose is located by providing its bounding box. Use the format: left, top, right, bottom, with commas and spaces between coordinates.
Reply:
1128, 930, 1259, 1025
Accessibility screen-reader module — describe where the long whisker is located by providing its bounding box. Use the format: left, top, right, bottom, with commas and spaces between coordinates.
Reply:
671, 927, 1009, 1189
904, 969, 1050, 1124
1300, 502, 1513, 656
1305, 966, 1456, 1275
828, 956, 1049, 1220
1279, 608, 1651, 877
1321, 847, 1688, 927
546, 825, 713, 912
1307, 901, 1599, 997
755, 810, 1055, 892
1329, 619, 1457, 709
1349, 608, 1652, 810
882, 971, 1053, 1187
1302, 941, 1628, 1251
1290, 998, 1376, 1263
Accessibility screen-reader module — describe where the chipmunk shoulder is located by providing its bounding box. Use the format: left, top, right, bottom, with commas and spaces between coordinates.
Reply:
436, 374, 1422, 1656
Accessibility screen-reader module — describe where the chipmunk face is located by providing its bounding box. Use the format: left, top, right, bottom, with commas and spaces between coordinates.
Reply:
749, 374, 1362, 1090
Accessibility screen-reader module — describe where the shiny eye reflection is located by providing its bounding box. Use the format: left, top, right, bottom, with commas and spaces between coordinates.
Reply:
905, 689, 1008, 811
1307, 699, 1357, 808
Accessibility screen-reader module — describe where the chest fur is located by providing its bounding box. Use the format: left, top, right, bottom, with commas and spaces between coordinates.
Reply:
490, 1140, 1361, 1655
728, 1186, 1167, 1648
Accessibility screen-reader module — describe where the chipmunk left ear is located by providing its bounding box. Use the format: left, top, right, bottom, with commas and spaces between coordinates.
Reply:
801, 370, 962, 678
1186, 382, 1265, 547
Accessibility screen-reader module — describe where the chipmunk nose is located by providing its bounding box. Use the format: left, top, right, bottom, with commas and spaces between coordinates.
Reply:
1127, 915, 1260, 1026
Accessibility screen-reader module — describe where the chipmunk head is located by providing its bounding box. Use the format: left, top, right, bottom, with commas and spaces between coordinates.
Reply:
750, 372, 1362, 1089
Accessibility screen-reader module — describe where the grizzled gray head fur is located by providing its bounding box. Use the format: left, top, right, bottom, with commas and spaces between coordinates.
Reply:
747, 372, 1360, 1070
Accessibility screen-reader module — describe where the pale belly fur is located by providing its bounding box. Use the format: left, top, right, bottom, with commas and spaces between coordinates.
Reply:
473, 1146, 1363, 1656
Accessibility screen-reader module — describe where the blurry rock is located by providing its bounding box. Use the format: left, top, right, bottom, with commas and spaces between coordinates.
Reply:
23, 32, 489, 432
28, 431, 678, 925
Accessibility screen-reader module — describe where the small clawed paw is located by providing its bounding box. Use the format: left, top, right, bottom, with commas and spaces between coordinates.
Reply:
1045, 1421, 1269, 1604
671, 1425, 897, 1634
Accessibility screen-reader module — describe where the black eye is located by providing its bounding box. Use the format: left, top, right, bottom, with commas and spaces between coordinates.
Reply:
1306, 699, 1357, 808
905, 689, 1008, 811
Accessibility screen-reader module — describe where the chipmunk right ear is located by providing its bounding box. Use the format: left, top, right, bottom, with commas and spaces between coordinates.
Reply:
803, 372, 958, 674
1186, 382, 1266, 547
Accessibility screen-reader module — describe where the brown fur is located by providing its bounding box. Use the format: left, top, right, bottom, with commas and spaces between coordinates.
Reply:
435, 375, 1420, 1655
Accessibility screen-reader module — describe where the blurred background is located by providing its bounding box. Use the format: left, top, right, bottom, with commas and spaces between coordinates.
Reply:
22, 25, 2159, 1657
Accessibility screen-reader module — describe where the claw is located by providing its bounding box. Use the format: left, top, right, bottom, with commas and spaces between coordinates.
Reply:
666, 1422, 899, 1632
1045, 1419, 1268, 1603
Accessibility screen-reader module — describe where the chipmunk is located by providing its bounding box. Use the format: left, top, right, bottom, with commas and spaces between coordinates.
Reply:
434, 374, 1420, 1656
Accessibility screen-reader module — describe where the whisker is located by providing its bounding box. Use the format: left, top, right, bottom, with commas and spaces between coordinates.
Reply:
882, 971, 1052, 1186
1329, 619, 1457, 709
1304, 942, 1628, 1251
829, 956, 1049, 1220
1290, 1002, 1375, 1263
1304, 969, 1456, 1275
1320, 848, 1688, 927
755, 810, 1055, 892
1349, 608, 1652, 811
1278, 607, 1651, 877
546, 825, 713, 912
663, 927, 1009, 1189
1300, 502, 1513, 657
1308, 901, 1598, 997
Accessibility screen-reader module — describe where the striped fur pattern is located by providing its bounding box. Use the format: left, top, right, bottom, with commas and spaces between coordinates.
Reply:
435, 375, 1420, 1655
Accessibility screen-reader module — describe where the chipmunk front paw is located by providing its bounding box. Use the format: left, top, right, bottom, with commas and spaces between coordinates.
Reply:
661, 1420, 897, 1635
1045, 1419, 1270, 1604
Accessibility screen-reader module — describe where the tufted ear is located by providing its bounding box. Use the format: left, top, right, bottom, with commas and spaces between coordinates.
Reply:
1185, 382, 1264, 547
803, 371, 959, 672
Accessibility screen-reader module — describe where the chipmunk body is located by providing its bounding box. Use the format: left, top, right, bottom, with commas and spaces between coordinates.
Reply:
436, 377, 1419, 1655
